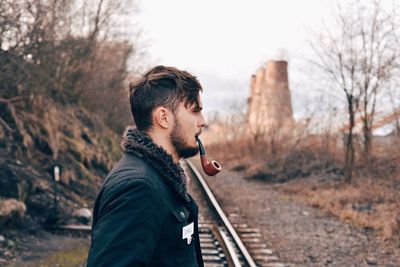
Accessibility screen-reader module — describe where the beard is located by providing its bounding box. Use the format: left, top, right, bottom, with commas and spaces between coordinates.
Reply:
170, 119, 199, 159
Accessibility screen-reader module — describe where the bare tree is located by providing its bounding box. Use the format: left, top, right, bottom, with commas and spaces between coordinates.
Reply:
356, 1, 400, 158
308, 0, 400, 182
1, 0, 142, 131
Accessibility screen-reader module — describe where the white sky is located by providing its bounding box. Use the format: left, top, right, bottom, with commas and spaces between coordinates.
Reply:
131, 0, 399, 135
134, 0, 339, 116
138, 0, 336, 117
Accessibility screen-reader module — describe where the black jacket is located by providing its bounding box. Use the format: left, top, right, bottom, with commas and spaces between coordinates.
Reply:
86, 127, 204, 267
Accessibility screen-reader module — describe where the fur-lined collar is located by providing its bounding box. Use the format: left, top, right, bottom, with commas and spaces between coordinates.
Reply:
121, 126, 190, 203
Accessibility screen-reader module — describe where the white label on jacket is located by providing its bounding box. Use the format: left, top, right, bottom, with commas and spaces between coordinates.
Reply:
182, 222, 194, 244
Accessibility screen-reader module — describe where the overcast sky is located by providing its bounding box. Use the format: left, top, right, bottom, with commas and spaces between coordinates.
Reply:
131, 0, 399, 135
133, 1, 343, 117
135, 0, 337, 117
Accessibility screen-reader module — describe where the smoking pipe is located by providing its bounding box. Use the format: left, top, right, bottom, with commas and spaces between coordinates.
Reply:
196, 137, 222, 176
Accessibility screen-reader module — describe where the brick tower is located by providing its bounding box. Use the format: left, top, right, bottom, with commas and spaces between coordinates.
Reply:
247, 60, 294, 137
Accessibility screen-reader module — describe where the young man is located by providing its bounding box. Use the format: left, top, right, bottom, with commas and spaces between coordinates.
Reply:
86, 65, 206, 267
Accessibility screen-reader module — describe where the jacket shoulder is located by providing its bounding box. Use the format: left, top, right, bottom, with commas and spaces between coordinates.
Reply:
97, 153, 180, 215
104, 153, 162, 189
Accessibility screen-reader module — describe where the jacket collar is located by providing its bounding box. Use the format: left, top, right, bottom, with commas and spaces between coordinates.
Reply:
121, 126, 190, 203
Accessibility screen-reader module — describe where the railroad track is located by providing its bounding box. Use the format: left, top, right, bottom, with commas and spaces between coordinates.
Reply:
184, 159, 286, 267
51, 159, 285, 267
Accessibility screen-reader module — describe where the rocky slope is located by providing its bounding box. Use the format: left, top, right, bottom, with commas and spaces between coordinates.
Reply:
0, 95, 122, 228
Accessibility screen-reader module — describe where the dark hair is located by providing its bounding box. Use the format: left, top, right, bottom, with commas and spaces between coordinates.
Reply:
129, 65, 202, 132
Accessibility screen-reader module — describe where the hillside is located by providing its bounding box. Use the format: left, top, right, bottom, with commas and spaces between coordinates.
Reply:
0, 95, 122, 227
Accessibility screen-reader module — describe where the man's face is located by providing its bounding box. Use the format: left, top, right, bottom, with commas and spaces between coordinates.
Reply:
170, 97, 206, 158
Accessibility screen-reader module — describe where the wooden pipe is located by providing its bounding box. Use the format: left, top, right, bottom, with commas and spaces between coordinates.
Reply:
196, 137, 222, 176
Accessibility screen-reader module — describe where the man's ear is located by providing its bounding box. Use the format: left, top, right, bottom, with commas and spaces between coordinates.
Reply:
152, 106, 172, 129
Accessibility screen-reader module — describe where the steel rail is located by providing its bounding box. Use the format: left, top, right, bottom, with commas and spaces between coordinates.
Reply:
217, 226, 243, 267
185, 159, 257, 267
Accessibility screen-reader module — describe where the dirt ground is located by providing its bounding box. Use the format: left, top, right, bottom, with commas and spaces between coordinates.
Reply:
1, 230, 90, 267
202, 166, 400, 267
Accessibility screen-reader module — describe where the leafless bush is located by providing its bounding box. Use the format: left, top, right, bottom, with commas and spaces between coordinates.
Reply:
0, 0, 142, 132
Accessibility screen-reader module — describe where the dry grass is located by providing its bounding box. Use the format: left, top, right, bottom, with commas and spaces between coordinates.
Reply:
290, 176, 399, 240
278, 156, 400, 240
206, 129, 400, 240
9, 244, 89, 267
281, 160, 400, 240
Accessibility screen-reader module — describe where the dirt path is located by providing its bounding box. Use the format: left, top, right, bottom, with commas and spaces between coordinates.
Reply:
2, 231, 90, 267
200, 167, 400, 267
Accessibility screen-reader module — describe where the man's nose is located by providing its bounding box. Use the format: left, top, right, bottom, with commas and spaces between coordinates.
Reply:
198, 114, 206, 128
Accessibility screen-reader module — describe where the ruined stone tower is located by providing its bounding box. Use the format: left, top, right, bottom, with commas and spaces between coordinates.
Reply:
247, 60, 294, 137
